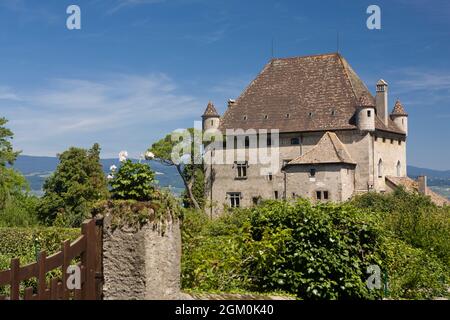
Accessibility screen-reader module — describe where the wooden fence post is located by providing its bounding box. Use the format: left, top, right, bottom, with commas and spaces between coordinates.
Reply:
95, 217, 104, 300
10, 258, 20, 300
38, 251, 47, 300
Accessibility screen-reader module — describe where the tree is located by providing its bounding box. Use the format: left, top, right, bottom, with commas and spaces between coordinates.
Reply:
149, 128, 203, 210
0, 117, 26, 210
38, 143, 109, 227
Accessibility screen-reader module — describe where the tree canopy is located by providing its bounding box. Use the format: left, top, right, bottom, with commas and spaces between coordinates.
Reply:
38, 143, 109, 227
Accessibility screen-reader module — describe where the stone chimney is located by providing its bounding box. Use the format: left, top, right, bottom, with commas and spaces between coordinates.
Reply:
375, 79, 388, 126
418, 176, 427, 195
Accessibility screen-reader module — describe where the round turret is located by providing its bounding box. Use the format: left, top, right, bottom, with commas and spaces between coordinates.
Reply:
357, 93, 376, 132
390, 100, 408, 135
202, 101, 220, 131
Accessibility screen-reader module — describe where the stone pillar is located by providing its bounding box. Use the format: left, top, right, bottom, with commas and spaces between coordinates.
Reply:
100, 203, 182, 300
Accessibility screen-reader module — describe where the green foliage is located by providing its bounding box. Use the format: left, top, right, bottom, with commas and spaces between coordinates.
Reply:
181, 210, 252, 292
0, 193, 39, 227
109, 160, 156, 201
245, 200, 382, 299
149, 128, 203, 210
382, 237, 448, 299
0, 226, 80, 296
0, 117, 20, 167
182, 201, 383, 299
37, 144, 109, 227
352, 188, 450, 267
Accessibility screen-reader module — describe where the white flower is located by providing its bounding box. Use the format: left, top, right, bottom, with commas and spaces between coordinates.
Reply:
109, 165, 117, 172
118, 151, 128, 162
145, 151, 155, 160
107, 174, 114, 180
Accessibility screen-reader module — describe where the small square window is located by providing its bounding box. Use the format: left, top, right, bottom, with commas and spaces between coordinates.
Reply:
316, 191, 322, 200
310, 168, 316, 177
323, 191, 329, 200
235, 161, 248, 179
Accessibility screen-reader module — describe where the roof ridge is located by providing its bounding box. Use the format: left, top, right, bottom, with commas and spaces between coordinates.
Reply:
272, 52, 339, 61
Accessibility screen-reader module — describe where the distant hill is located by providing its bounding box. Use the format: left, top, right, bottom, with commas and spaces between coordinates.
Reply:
11, 156, 450, 200
13, 155, 184, 197
407, 165, 450, 180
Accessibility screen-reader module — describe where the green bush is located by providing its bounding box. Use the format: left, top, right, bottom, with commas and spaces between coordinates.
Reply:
0, 227, 80, 296
182, 200, 384, 299
0, 193, 40, 227
109, 159, 156, 201
382, 237, 448, 299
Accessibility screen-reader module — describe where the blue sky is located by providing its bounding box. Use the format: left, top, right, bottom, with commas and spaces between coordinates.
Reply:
0, 0, 449, 170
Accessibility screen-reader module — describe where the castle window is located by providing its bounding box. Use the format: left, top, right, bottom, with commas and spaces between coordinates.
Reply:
396, 161, 401, 177
291, 138, 300, 145
211, 120, 214, 126
274, 191, 279, 199
331, 110, 336, 116
243, 115, 247, 120
398, 140, 401, 145
267, 173, 273, 181
378, 159, 383, 178
310, 168, 316, 177
308, 112, 314, 118
252, 196, 261, 206
316, 190, 329, 201
245, 136, 250, 148
316, 191, 322, 200
264, 114, 268, 120
286, 113, 290, 118
367, 110, 372, 117
235, 161, 248, 179
228, 193, 241, 208
267, 134, 272, 146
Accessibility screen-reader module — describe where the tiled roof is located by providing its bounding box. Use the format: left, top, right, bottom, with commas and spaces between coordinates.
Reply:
219, 53, 405, 135
385, 176, 450, 206
391, 100, 408, 116
359, 92, 375, 107
286, 132, 356, 166
202, 101, 219, 117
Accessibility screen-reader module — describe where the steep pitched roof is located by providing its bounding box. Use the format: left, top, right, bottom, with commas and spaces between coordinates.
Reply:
391, 100, 408, 116
219, 53, 405, 135
286, 132, 356, 166
202, 101, 219, 118
386, 176, 449, 206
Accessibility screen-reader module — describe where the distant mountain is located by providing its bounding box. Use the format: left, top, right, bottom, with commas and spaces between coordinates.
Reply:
13, 155, 184, 197
407, 165, 450, 179
11, 156, 450, 199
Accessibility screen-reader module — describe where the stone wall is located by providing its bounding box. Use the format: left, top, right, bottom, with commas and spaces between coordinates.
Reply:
101, 206, 182, 300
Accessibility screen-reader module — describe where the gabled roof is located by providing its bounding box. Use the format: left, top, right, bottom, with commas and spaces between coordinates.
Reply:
286, 132, 356, 166
386, 176, 449, 206
202, 101, 219, 118
391, 100, 408, 116
218, 53, 405, 135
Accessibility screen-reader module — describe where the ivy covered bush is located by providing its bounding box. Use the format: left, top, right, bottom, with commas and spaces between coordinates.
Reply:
182, 191, 450, 300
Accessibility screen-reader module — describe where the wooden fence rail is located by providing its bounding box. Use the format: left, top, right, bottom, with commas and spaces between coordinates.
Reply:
0, 219, 102, 300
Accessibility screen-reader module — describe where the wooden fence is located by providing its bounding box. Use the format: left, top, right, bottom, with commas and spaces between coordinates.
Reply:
0, 219, 103, 300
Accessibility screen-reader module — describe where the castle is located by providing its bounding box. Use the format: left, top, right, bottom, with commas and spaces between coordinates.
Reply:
201, 53, 446, 215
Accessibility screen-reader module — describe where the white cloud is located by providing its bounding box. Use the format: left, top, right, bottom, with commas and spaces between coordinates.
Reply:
0, 73, 202, 157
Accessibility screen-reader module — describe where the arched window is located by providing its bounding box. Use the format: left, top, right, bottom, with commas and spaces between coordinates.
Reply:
378, 159, 383, 178
396, 161, 401, 177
